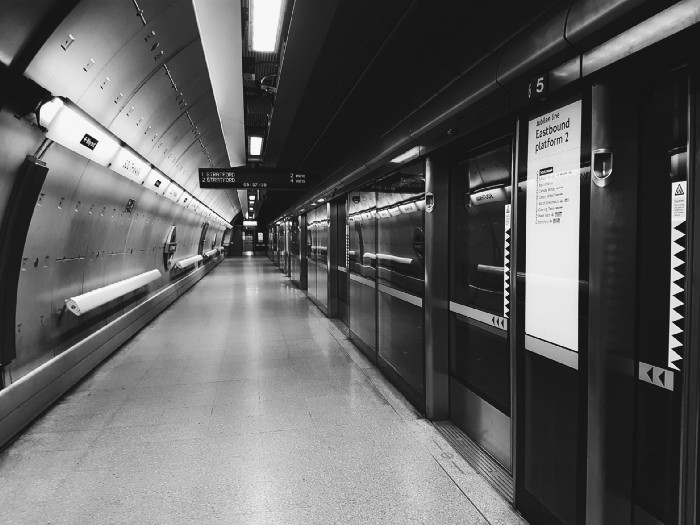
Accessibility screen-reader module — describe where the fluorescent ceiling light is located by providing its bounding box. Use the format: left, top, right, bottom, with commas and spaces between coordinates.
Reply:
250, 0, 284, 52
248, 195, 255, 201
249, 136, 263, 156
317, 198, 325, 203
390, 146, 421, 164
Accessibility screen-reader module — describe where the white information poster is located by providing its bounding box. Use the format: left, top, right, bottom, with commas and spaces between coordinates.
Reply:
525, 100, 582, 361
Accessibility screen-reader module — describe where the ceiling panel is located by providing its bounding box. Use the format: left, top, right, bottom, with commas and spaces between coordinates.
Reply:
77, 1, 199, 126
25, 0, 142, 100
134, 0, 179, 22
107, 39, 209, 147
108, 68, 174, 147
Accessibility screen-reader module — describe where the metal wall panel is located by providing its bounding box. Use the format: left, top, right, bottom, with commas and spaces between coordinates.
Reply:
3, 115, 225, 383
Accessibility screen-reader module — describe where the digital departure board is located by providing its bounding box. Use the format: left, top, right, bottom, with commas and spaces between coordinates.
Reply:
199, 168, 307, 189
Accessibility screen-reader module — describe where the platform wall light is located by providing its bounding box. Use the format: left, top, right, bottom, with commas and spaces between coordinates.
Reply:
65, 269, 161, 316
38, 98, 232, 228
390, 146, 421, 164
250, 0, 284, 52
112, 147, 151, 184
39, 97, 119, 167
249, 135, 264, 156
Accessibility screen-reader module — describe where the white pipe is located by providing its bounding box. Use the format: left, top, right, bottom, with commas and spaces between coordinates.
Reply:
174, 254, 203, 270
65, 269, 162, 316
204, 248, 219, 257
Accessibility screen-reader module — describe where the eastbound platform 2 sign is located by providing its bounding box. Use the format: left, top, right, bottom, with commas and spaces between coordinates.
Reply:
524, 99, 582, 369
198, 168, 307, 189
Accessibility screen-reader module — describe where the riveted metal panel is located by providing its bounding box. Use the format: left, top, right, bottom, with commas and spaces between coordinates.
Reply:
25, 0, 143, 100
4, 112, 226, 383
78, 1, 199, 126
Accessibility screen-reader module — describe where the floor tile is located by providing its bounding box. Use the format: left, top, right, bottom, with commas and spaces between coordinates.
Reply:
0, 257, 523, 524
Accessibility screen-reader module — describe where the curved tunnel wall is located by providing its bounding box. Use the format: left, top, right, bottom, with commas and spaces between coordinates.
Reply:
0, 109, 226, 388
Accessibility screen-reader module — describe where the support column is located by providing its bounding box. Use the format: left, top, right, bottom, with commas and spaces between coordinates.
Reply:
586, 83, 638, 525
424, 155, 450, 420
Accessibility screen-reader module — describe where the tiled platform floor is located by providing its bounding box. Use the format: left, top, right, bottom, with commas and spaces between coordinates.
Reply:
0, 257, 526, 524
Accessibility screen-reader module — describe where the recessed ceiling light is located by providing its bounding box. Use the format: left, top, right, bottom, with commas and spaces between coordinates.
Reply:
249, 136, 263, 156
390, 146, 421, 164
250, 0, 284, 53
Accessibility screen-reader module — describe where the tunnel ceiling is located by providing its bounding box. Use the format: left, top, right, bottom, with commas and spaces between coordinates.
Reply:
259, 0, 564, 222
1, 0, 566, 225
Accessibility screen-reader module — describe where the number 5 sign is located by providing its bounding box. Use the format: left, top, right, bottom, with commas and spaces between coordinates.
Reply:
528, 74, 548, 101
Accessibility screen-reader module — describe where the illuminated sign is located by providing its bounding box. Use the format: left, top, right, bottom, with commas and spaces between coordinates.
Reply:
243, 220, 258, 227
525, 99, 582, 369
199, 168, 307, 189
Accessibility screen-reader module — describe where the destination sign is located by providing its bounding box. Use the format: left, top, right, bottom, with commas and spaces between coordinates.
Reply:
199, 168, 307, 189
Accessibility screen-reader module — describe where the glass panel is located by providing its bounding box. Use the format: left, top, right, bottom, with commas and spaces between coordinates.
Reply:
375, 163, 426, 295
375, 162, 425, 402
452, 145, 511, 312
290, 217, 300, 285
306, 210, 316, 298
450, 142, 512, 415
348, 188, 376, 353
315, 204, 328, 307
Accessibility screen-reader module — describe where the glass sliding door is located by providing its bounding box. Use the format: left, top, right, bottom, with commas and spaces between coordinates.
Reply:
306, 209, 317, 299
290, 217, 300, 285
348, 187, 377, 359
449, 140, 513, 470
376, 162, 426, 408
315, 204, 328, 309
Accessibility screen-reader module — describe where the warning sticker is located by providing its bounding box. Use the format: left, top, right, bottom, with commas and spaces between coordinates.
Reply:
668, 181, 687, 371
504, 204, 511, 319
672, 182, 687, 220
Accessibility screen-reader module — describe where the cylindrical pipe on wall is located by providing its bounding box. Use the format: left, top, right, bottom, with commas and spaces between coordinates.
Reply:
204, 248, 218, 258
65, 269, 162, 316
173, 254, 203, 270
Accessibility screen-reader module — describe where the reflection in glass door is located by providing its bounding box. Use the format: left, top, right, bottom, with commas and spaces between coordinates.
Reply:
449, 141, 513, 471
347, 187, 377, 360
376, 163, 426, 409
